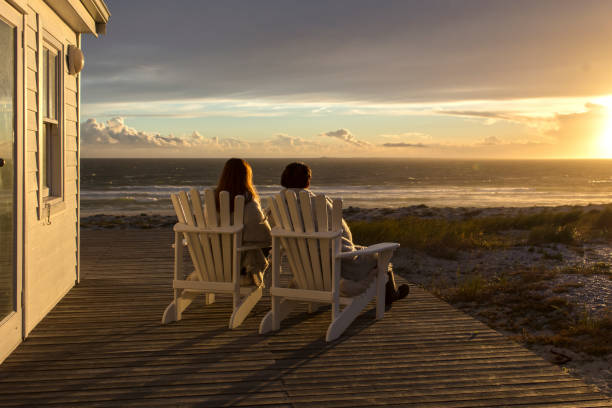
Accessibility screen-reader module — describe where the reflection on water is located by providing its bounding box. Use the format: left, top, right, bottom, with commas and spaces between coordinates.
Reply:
81, 158, 612, 214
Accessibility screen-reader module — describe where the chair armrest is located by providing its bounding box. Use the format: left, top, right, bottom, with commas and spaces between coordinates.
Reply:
336, 242, 400, 259
237, 244, 271, 252
271, 228, 342, 239
174, 223, 243, 234
171, 238, 188, 249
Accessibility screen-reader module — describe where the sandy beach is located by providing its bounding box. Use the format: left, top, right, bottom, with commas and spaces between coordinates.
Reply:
81, 203, 612, 396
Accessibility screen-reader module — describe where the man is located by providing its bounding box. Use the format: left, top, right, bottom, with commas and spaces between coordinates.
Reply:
279, 162, 409, 305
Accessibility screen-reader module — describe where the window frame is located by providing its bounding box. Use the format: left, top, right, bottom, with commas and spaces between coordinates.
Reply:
39, 32, 65, 215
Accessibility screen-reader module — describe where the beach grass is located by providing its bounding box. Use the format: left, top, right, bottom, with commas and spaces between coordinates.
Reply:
349, 204, 612, 259
350, 206, 612, 361
431, 267, 612, 357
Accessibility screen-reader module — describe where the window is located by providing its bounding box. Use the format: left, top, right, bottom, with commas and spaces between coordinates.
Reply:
42, 44, 62, 200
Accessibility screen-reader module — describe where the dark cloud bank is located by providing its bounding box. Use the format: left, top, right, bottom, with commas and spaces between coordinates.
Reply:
83, 0, 612, 105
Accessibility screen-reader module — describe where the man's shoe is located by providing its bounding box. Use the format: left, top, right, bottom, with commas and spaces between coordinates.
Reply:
385, 280, 396, 306
395, 284, 410, 301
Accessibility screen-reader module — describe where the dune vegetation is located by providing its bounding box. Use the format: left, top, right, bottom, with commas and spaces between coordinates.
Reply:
350, 205, 612, 361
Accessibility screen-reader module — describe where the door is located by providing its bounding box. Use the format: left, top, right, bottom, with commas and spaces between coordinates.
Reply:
0, 1, 22, 364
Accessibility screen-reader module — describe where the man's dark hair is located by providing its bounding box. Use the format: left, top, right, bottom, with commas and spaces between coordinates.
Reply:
281, 162, 311, 188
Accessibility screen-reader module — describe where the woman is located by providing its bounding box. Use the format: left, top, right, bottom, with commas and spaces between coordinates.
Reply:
280, 162, 409, 304
215, 158, 271, 286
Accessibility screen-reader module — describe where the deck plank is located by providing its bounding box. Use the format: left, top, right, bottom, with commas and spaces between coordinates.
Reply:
0, 229, 609, 407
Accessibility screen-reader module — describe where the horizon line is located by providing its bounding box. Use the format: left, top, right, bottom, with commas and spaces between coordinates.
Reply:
79, 156, 612, 160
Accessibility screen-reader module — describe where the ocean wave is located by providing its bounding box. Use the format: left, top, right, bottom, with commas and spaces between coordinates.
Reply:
80, 185, 612, 214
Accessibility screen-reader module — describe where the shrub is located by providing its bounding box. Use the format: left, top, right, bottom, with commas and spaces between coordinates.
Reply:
528, 225, 575, 245
593, 208, 612, 230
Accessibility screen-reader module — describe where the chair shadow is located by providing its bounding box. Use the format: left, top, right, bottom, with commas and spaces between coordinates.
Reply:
113, 302, 378, 406
0, 290, 380, 407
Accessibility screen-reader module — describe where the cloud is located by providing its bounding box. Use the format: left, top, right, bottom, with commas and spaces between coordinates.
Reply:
83, 2, 612, 105
379, 132, 432, 148
264, 134, 322, 153
81, 117, 250, 150
319, 128, 371, 147
380, 132, 431, 140
480, 136, 502, 145
437, 110, 558, 132
81, 117, 191, 147
270, 133, 319, 148
382, 142, 428, 148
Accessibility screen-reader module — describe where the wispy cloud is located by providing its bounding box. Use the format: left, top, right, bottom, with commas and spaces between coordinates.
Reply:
437, 109, 559, 132
379, 132, 431, 140
381, 142, 429, 148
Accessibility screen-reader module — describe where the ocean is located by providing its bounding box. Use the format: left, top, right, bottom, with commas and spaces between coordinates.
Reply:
81, 158, 612, 215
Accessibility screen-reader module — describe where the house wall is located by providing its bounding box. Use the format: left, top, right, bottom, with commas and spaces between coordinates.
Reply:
24, 0, 79, 335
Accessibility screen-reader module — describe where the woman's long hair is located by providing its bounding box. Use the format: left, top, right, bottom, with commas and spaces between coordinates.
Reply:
215, 158, 258, 211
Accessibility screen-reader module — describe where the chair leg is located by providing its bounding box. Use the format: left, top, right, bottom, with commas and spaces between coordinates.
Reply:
377, 250, 393, 319
259, 298, 300, 334
308, 302, 322, 313
376, 271, 388, 320
205, 293, 216, 305
326, 281, 377, 342
161, 301, 177, 324
229, 287, 262, 329
161, 290, 200, 324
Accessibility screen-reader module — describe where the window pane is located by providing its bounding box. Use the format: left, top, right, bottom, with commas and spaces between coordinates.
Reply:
0, 19, 15, 318
43, 49, 48, 118
49, 52, 56, 120
42, 124, 49, 189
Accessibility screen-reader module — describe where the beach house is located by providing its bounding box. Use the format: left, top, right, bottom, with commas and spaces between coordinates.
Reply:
0, 0, 109, 363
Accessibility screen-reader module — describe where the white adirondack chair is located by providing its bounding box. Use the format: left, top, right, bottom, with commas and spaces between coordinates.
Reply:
259, 190, 399, 342
162, 189, 263, 329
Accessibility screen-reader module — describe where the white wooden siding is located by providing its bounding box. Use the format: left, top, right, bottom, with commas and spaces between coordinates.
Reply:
25, 7, 38, 221
23, 0, 81, 336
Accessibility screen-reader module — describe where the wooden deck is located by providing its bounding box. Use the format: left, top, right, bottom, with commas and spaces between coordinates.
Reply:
0, 229, 610, 407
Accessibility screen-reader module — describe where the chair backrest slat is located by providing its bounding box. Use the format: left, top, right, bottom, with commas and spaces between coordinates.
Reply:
189, 189, 216, 281
178, 191, 195, 225
267, 197, 282, 227
204, 189, 225, 281
219, 191, 233, 282
190, 189, 206, 227
300, 191, 324, 290
233, 195, 245, 226
268, 196, 300, 279
272, 191, 342, 293
314, 194, 329, 232
172, 189, 246, 284
171, 194, 187, 224
285, 190, 315, 289
274, 193, 308, 289
176, 191, 208, 281
314, 194, 332, 290
331, 198, 342, 234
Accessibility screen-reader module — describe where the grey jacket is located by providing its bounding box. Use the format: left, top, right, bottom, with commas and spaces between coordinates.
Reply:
240, 200, 271, 276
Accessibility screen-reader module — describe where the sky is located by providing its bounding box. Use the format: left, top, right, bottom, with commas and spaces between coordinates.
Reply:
80, 0, 612, 158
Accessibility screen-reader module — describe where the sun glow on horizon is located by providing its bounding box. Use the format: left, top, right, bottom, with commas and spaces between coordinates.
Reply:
601, 114, 612, 158
593, 95, 612, 158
